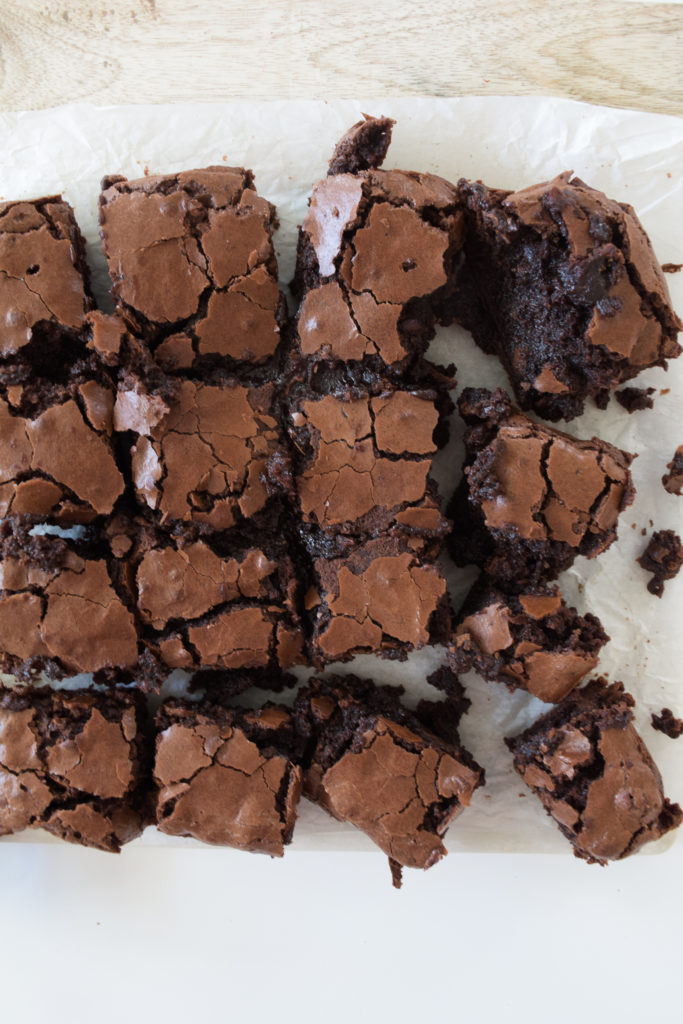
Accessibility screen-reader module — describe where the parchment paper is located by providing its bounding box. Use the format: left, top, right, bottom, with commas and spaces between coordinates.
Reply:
1, 98, 681, 856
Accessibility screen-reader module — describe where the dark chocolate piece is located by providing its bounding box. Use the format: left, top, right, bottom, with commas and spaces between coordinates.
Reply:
507, 679, 682, 863
651, 708, 683, 739
449, 387, 635, 588
294, 673, 483, 872
154, 699, 302, 854
638, 529, 683, 597
0, 687, 148, 852
453, 172, 682, 421
615, 386, 655, 413
450, 581, 608, 703
662, 445, 683, 495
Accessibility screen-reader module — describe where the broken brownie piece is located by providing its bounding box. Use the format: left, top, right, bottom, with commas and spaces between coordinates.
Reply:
450, 581, 608, 703
638, 529, 683, 597
0, 196, 93, 362
449, 387, 635, 588
99, 167, 286, 375
651, 708, 683, 739
304, 534, 450, 665
0, 686, 148, 852
154, 699, 302, 854
453, 172, 682, 421
291, 116, 464, 377
662, 445, 683, 495
294, 673, 483, 874
507, 679, 682, 863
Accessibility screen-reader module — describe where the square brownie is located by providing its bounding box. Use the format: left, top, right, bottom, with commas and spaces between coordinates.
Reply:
450, 581, 608, 703
99, 167, 286, 375
153, 699, 302, 855
507, 679, 682, 863
0, 686, 148, 852
294, 673, 483, 876
449, 387, 635, 588
453, 173, 682, 421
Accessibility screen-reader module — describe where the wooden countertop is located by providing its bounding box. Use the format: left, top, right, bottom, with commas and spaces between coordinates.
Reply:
0, 0, 681, 116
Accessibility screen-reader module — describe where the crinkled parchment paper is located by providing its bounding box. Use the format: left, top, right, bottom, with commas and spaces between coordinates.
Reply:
1, 98, 681, 855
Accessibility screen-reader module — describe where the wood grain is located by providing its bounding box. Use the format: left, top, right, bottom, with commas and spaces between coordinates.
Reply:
0, 0, 681, 115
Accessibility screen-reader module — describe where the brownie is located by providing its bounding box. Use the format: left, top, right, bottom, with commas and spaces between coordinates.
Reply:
453, 173, 682, 421
615, 386, 655, 413
294, 673, 483, 876
637, 529, 683, 597
104, 513, 304, 674
286, 384, 449, 540
651, 708, 683, 739
662, 445, 683, 495
113, 375, 292, 531
450, 581, 608, 703
449, 388, 635, 588
154, 699, 302, 854
305, 534, 451, 665
0, 196, 93, 363
99, 167, 286, 376
0, 687, 148, 852
291, 116, 464, 379
506, 679, 682, 863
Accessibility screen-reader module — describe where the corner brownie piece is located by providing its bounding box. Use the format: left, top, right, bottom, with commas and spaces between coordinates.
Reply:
637, 529, 683, 597
291, 116, 464, 377
304, 534, 450, 664
0, 196, 93, 362
294, 673, 483, 875
99, 167, 285, 374
450, 582, 608, 703
454, 172, 682, 421
0, 687, 148, 852
154, 699, 302, 855
507, 679, 682, 863
449, 387, 635, 587
287, 384, 449, 539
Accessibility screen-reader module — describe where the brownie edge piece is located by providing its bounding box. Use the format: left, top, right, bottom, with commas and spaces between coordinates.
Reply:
294, 674, 483, 875
154, 700, 302, 855
506, 679, 682, 864
0, 687, 148, 852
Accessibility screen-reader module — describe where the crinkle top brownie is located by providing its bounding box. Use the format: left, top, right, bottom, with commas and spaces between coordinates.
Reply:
454, 172, 681, 421
449, 387, 635, 587
507, 679, 682, 863
99, 167, 285, 374
291, 116, 464, 375
0, 686, 148, 852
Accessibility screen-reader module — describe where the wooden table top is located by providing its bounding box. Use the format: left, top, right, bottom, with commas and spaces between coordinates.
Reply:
0, 0, 681, 117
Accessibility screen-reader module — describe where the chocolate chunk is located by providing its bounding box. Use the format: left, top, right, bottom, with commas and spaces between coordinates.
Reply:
450, 581, 608, 703
638, 529, 683, 597
651, 708, 683, 739
0, 687, 148, 852
507, 679, 682, 863
662, 445, 683, 495
452, 173, 682, 421
449, 388, 635, 588
294, 674, 483, 873
154, 699, 302, 855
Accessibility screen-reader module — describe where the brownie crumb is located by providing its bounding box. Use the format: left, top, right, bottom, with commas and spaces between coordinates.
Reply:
389, 858, 403, 889
662, 445, 683, 495
638, 529, 683, 597
662, 263, 683, 274
327, 115, 395, 176
652, 708, 683, 738
615, 387, 655, 413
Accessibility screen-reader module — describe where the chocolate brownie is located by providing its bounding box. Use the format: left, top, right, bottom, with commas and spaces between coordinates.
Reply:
287, 384, 449, 539
104, 513, 304, 674
291, 116, 464, 379
615, 386, 655, 413
507, 679, 682, 863
662, 445, 683, 495
637, 529, 683, 597
0, 196, 93, 362
449, 388, 635, 588
304, 534, 451, 665
651, 708, 683, 739
113, 375, 291, 531
453, 173, 682, 421
0, 686, 148, 852
450, 581, 608, 703
99, 167, 286, 376
294, 673, 483, 876
154, 699, 302, 854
